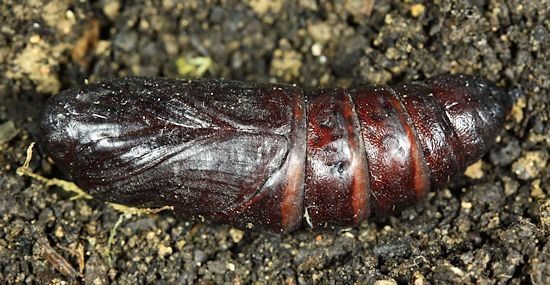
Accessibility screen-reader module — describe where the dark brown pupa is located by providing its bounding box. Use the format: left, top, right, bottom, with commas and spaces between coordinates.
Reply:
38, 74, 513, 233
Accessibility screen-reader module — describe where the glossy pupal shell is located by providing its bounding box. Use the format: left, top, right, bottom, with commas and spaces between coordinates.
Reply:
304, 88, 370, 228
39, 78, 307, 232
39, 75, 513, 232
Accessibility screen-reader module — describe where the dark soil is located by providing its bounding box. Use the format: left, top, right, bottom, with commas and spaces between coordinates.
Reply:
1, 0, 549, 284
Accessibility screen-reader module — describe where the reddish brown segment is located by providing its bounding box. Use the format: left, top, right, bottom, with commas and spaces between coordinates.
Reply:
395, 83, 465, 188
426, 75, 512, 166
219, 87, 307, 232
350, 86, 430, 216
305, 88, 370, 228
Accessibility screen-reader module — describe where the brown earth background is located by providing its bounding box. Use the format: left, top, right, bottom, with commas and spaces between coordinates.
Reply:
1, 0, 549, 284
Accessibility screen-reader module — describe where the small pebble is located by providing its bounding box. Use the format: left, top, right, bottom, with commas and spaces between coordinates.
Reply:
512, 151, 548, 180
410, 4, 426, 17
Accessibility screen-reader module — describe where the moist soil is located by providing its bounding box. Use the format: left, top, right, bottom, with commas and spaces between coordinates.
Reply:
1, 0, 549, 284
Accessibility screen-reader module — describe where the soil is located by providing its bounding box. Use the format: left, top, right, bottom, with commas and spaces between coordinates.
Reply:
1, 0, 549, 284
